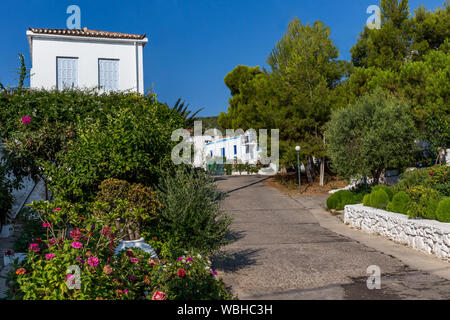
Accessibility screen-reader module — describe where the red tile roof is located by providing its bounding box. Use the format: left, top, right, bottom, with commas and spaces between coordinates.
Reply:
28, 27, 146, 40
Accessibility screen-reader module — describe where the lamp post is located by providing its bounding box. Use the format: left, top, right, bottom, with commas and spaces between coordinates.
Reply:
295, 146, 301, 194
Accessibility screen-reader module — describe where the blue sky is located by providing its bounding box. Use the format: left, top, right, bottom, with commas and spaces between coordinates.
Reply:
0, 0, 446, 116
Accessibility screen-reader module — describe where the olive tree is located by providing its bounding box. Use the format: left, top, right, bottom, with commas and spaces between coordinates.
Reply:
325, 90, 417, 185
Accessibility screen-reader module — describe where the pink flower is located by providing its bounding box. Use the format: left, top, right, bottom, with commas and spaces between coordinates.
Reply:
87, 256, 99, 267
152, 291, 166, 300
186, 257, 194, 262
177, 269, 186, 278
124, 289, 129, 294
178, 257, 183, 261
48, 238, 56, 247
76, 257, 85, 264
52, 207, 62, 212
28, 243, 40, 253
45, 253, 55, 260
42, 222, 51, 228
21, 116, 31, 125
70, 229, 82, 240
130, 257, 139, 263
210, 269, 218, 276
101, 227, 111, 235
71, 241, 83, 249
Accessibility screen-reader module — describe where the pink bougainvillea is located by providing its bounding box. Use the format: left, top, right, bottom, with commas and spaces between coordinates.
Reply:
21, 116, 31, 125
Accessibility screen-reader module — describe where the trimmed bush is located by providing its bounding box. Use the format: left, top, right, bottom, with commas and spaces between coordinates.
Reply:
326, 192, 341, 210
336, 191, 355, 210
327, 190, 364, 210
363, 194, 371, 206
372, 185, 394, 201
386, 191, 411, 214
369, 189, 390, 209
436, 198, 450, 223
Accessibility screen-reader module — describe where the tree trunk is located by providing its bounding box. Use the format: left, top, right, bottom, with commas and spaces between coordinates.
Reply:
306, 156, 313, 183
319, 158, 325, 186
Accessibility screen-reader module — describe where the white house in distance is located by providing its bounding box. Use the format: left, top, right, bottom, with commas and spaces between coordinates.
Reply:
26, 27, 148, 93
191, 129, 261, 167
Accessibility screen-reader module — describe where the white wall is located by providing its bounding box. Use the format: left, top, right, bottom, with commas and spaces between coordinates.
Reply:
29, 36, 145, 93
345, 204, 450, 262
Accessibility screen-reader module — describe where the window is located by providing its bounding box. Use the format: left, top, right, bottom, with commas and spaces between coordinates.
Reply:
221, 148, 226, 157
210, 151, 213, 158
234, 145, 237, 155
98, 59, 119, 91
245, 145, 250, 154
57, 57, 78, 89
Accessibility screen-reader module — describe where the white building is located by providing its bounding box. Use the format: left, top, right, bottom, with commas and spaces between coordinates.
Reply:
27, 27, 148, 93
190, 130, 260, 168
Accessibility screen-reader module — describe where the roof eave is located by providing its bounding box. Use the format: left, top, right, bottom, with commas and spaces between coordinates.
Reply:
27, 31, 149, 45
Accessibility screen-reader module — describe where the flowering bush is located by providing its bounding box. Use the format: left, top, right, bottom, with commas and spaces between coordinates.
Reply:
6, 201, 233, 300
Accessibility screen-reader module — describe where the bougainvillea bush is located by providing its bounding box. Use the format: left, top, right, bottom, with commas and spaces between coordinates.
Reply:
0, 88, 183, 201
6, 200, 232, 300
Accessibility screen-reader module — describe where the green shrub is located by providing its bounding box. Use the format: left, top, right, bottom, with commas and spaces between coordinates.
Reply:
369, 189, 390, 209
326, 192, 340, 210
394, 169, 432, 192
395, 166, 450, 197
0, 163, 14, 227
224, 164, 233, 175
363, 194, 371, 206
44, 102, 183, 202
336, 191, 355, 210
406, 186, 441, 219
327, 190, 364, 210
93, 178, 161, 241
436, 198, 450, 223
372, 185, 394, 201
155, 166, 232, 257
386, 191, 411, 214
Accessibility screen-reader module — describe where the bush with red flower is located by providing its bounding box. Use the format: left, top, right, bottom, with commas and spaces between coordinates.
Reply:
6, 200, 233, 300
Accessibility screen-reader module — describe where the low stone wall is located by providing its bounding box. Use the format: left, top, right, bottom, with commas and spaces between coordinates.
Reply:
344, 204, 450, 262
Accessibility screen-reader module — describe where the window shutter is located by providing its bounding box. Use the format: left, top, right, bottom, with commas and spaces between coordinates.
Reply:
57, 58, 78, 89
99, 59, 119, 92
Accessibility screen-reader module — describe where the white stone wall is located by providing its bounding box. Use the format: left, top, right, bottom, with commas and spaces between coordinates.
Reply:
344, 204, 450, 262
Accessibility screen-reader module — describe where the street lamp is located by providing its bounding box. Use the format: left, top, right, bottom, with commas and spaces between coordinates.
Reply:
295, 146, 301, 194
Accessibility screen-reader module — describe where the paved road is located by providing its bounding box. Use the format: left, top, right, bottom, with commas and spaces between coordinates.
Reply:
213, 175, 450, 300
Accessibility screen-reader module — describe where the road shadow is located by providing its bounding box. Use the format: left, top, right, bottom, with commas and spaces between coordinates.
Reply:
224, 176, 272, 195
211, 248, 261, 273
